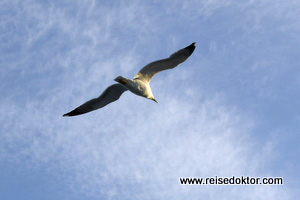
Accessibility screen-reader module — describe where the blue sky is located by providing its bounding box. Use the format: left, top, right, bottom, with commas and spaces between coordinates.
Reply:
0, 0, 299, 199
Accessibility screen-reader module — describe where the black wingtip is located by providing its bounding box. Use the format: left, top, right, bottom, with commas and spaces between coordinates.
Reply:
62, 113, 72, 117
62, 109, 82, 117
186, 42, 196, 54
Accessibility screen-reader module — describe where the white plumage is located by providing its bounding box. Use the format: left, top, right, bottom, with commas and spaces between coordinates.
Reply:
63, 42, 196, 117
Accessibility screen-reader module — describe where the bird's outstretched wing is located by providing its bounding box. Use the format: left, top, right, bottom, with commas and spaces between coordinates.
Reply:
63, 84, 128, 117
133, 42, 196, 83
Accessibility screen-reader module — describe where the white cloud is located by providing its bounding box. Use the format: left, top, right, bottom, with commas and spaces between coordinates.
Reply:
0, 83, 292, 199
1, 0, 299, 199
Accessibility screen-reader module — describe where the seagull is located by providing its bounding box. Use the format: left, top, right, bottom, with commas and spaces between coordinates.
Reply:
63, 42, 196, 117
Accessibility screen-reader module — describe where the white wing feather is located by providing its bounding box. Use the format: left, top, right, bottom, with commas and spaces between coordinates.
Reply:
134, 42, 196, 83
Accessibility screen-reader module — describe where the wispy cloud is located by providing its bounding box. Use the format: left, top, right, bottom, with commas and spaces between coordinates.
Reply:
1, 0, 299, 199
0, 84, 291, 199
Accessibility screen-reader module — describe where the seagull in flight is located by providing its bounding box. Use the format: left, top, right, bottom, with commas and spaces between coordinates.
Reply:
63, 42, 196, 117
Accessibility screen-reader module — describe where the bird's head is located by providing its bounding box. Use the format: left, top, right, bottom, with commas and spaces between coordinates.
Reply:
114, 76, 127, 85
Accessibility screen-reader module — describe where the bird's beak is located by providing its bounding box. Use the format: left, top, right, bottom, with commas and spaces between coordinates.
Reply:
152, 98, 158, 103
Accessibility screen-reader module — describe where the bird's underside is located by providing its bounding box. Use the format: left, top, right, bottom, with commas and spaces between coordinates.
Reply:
63, 42, 196, 117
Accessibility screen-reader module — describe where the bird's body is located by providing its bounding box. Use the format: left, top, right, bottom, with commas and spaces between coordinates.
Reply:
63, 42, 196, 117
114, 76, 156, 102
